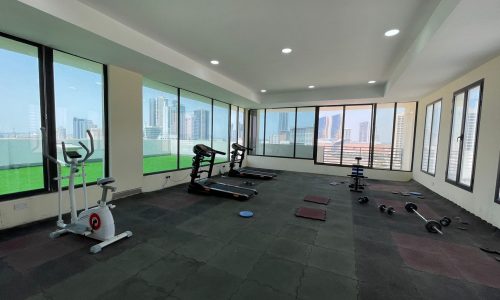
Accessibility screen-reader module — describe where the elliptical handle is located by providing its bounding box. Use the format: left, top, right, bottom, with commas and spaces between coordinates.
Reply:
79, 130, 95, 162
61, 142, 71, 164
214, 150, 226, 155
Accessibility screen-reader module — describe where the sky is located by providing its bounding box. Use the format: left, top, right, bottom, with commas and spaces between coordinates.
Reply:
0, 43, 104, 134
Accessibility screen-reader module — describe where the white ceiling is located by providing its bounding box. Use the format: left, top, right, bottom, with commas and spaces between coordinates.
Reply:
78, 0, 438, 92
4, 0, 500, 107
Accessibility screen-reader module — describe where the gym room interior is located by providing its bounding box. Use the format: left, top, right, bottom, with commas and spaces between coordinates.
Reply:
1, 0, 500, 299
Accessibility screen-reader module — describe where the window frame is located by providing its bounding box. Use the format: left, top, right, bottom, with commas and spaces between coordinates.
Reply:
421, 99, 442, 176
247, 106, 316, 160
0, 32, 109, 200
247, 102, 418, 171
495, 152, 500, 204
445, 79, 484, 192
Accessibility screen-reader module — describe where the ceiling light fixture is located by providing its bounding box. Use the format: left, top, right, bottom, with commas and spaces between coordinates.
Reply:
368, 80, 376, 84
384, 29, 400, 37
210, 60, 220, 65
260, 89, 267, 93
281, 48, 292, 54
308, 85, 315, 89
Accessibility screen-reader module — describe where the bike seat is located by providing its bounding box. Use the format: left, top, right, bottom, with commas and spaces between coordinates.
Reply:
97, 177, 115, 186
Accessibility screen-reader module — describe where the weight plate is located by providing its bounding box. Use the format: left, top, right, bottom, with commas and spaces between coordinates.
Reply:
405, 202, 418, 213
379, 204, 386, 212
387, 207, 395, 215
440, 217, 451, 227
425, 220, 442, 233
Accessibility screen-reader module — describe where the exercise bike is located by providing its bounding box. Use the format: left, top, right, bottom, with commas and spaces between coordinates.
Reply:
41, 128, 132, 254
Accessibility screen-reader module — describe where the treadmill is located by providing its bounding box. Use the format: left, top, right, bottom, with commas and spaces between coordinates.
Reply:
227, 143, 276, 179
188, 144, 258, 200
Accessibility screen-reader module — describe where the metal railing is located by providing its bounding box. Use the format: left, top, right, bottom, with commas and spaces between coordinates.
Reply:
322, 145, 403, 169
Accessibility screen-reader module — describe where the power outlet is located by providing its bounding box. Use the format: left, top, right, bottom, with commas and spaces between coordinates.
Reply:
14, 202, 28, 211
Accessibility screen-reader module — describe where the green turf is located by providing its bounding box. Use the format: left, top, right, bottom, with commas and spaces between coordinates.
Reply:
0, 154, 228, 195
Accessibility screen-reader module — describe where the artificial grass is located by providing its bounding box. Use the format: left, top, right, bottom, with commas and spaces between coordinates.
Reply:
0, 154, 228, 195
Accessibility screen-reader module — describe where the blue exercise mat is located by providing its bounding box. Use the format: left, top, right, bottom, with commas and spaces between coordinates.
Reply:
239, 210, 254, 218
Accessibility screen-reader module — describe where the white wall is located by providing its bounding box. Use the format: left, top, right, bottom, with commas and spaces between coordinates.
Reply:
413, 54, 500, 228
247, 156, 413, 181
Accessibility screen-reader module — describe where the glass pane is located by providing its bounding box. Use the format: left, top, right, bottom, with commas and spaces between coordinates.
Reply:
316, 107, 343, 164
142, 79, 178, 174
248, 110, 264, 155
459, 86, 481, 186
230, 105, 237, 146
238, 108, 244, 145
213, 100, 229, 162
343, 105, 372, 166
295, 107, 315, 159
447, 93, 465, 181
373, 103, 395, 169
264, 108, 295, 157
0, 36, 43, 195
421, 104, 433, 172
179, 90, 212, 168
428, 101, 441, 175
392, 102, 416, 171
54, 51, 105, 186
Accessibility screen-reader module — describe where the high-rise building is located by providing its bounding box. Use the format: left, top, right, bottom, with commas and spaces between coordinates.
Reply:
318, 114, 341, 140
144, 126, 161, 139
149, 97, 166, 127
193, 109, 210, 140
73, 117, 95, 139
295, 127, 314, 145
165, 102, 186, 139
278, 112, 288, 131
359, 121, 369, 143
56, 126, 67, 140
393, 114, 405, 150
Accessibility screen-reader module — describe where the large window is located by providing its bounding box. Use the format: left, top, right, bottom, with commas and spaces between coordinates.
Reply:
392, 102, 417, 171
213, 100, 229, 161
264, 108, 296, 157
248, 109, 265, 155
238, 107, 244, 145
421, 100, 441, 175
372, 103, 395, 169
53, 51, 106, 186
179, 91, 212, 168
0, 36, 43, 196
142, 79, 179, 174
244, 102, 417, 170
230, 105, 237, 146
295, 107, 315, 159
316, 107, 343, 164
343, 105, 372, 166
446, 80, 483, 190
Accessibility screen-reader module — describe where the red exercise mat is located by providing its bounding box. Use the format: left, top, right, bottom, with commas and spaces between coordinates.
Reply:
304, 195, 330, 205
295, 207, 326, 221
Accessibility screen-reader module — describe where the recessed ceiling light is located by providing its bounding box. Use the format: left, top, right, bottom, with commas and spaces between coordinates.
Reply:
384, 29, 400, 37
281, 48, 292, 54
260, 89, 267, 93
368, 80, 376, 84
210, 60, 220, 65
308, 85, 315, 89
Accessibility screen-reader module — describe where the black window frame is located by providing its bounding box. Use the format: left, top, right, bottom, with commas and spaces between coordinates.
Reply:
0, 31, 110, 201
495, 152, 500, 204
247, 106, 316, 160
445, 79, 484, 192
421, 99, 442, 176
247, 102, 417, 171
141, 81, 237, 176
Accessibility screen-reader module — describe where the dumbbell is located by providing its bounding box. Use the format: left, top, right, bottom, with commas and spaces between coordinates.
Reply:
405, 202, 445, 234
379, 204, 395, 215
358, 196, 369, 204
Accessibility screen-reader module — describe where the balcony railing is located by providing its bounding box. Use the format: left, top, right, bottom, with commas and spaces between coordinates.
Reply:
321, 145, 403, 169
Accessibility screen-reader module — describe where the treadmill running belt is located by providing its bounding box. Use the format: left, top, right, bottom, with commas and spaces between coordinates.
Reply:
207, 182, 256, 198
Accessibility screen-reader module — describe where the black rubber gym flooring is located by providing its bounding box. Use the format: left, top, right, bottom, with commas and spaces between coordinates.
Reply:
1, 170, 500, 300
